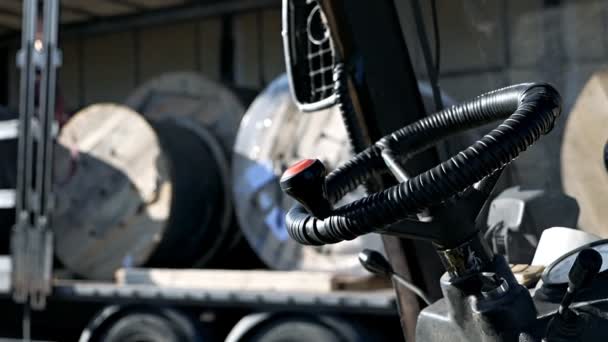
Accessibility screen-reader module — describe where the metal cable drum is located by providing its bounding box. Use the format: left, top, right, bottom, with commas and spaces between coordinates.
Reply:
125, 72, 262, 269
562, 70, 608, 237
232, 75, 384, 274
53, 104, 231, 280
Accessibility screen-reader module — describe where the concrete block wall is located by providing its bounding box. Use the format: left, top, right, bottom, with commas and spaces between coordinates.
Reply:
397, 0, 608, 190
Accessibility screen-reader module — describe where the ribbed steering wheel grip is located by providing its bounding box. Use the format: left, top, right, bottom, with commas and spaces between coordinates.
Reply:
284, 83, 561, 246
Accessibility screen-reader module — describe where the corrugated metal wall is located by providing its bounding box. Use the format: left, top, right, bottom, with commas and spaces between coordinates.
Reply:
4, 0, 607, 192
4, 1, 607, 110
7, 8, 284, 113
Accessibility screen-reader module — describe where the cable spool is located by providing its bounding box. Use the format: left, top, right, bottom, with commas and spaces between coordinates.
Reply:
124, 72, 243, 157
125, 72, 261, 269
562, 70, 608, 237
232, 75, 458, 273
232, 75, 384, 274
53, 104, 240, 280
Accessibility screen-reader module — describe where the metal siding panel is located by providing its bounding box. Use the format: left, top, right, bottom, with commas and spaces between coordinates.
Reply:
233, 12, 261, 88
7, 47, 18, 110
138, 22, 197, 82
0, 3, 22, 15
83, 31, 136, 103
127, 0, 187, 8
199, 18, 222, 81
61, 10, 92, 24
0, 14, 21, 30
59, 39, 82, 112
0, 2, 89, 25
261, 9, 284, 84
61, 0, 134, 16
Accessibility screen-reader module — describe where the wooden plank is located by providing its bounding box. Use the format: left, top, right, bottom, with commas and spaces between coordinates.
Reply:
331, 274, 392, 291
116, 268, 336, 292
115, 268, 390, 293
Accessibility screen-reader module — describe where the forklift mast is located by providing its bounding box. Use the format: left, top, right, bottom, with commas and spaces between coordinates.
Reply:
11, 0, 61, 311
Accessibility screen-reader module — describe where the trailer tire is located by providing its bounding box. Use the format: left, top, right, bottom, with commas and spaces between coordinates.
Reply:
82, 306, 207, 342
243, 315, 369, 342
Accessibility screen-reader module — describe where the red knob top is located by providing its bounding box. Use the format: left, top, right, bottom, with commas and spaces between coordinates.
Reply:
280, 159, 332, 218
282, 159, 317, 181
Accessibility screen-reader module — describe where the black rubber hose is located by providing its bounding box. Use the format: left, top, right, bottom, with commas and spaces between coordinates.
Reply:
325, 83, 522, 203
333, 63, 369, 153
286, 83, 561, 246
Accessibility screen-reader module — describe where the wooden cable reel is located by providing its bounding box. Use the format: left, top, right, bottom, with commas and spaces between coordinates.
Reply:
54, 95, 250, 279
54, 104, 173, 279
124, 72, 243, 156
125, 72, 261, 269
562, 70, 608, 237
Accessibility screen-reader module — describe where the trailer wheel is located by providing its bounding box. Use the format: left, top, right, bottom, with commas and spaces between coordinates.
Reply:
81, 306, 209, 342
238, 314, 371, 342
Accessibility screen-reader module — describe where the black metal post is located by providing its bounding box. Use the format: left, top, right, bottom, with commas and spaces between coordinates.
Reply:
333, 0, 446, 339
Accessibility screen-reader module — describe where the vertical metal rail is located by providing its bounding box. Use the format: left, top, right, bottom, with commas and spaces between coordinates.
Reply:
12, 0, 61, 314
12, 0, 38, 306
32, 0, 60, 310
318, 1, 445, 340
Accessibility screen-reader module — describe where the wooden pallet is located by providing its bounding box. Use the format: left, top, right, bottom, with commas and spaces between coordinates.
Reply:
115, 268, 392, 293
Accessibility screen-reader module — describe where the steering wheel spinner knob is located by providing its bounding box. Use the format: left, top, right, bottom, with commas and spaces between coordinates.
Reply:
280, 159, 332, 218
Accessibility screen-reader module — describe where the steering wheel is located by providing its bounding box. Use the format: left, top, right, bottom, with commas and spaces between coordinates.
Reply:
280, 83, 561, 255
